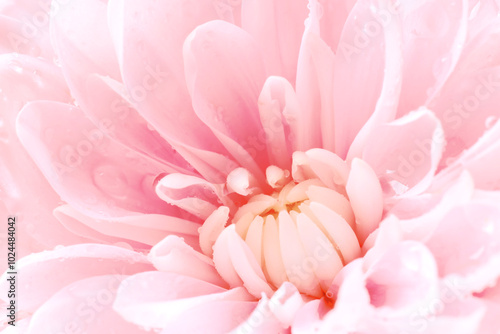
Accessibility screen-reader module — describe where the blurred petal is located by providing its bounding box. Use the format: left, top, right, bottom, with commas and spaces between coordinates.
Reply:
27, 275, 150, 334
0, 244, 153, 313
113, 271, 254, 329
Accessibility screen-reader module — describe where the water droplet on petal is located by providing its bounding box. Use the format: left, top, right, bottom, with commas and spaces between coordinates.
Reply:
8, 60, 23, 74
485, 116, 497, 129
93, 165, 129, 200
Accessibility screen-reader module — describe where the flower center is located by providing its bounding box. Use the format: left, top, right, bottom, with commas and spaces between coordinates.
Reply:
230, 167, 361, 298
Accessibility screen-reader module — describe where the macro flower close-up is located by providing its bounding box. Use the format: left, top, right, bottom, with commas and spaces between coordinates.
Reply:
1, 0, 500, 333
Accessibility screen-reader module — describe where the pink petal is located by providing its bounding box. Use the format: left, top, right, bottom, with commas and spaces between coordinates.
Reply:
361, 109, 444, 197
346, 158, 384, 244
362, 215, 402, 268
241, 0, 307, 83
148, 235, 227, 288
227, 225, 274, 297
214, 225, 274, 298
16, 101, 179, 218
0, 54, 90, 256
83, 75, 193, 174
397, 0, 468, 116
306, 201, 360, 263
160, 300, 256, 334
26, 275, 150, 334
426, 203, 500, 293
278, 211, 322, 297
0, 0, 54, 59
467, 0, 500, 42
108, 0, 236, 183
304, 149, 350, 188
346, 8, 403, 160
50, 0, 121, 91
0, 244, 153, 313
317, 0, 356, 53
50, 0, 194, 175
199, 206, 230, 257
156, 173, 228, 220
112, 271, 254, 329
297, 212, 344, 290
321, 260, 373, 332
364, 241, 439, 312
54, 205, 200, 249
295, 4, 335, 151
333, 0, 391, 157
427, 20, 500, 163
183, 20, 269, 179
442, 119, 500, 190
399, 171, 474, 241
291, 299, 324, 334
231, 282, 305, 333
477, 279, 500, 334
257, 76, 298, 168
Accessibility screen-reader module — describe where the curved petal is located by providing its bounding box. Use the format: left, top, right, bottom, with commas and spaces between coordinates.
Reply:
346, 4, 403, 160
0, 54, 89, 256
16, 101, 179, 218
0, 0, 54, 59
426, 203, 500, 293
364, 241, 439, 312
427, 19, 500, 162
442, 119, 500, 190
241, 0, 307, 83
361, 109, 444, 197
333, 0, 393, 157
346, 158, 384, 244
184, 20, 269, 180
27, 275, 150, 334
156, 173, 229, 220
160, 300, 256, 334
108, 0, 236, 183
112, 271, 254, 329
317, 0, 357, 53
0, 244, 153, 313
227, 225, 275, 298
230, 282, 305, 333
295, 2, 336, 151
50, 0, 121, 92
257, 76, 297, 168
83, 74, 193, 174
397, 0, 468, 116
148, 235, 227, 288
54, 205, 200, 249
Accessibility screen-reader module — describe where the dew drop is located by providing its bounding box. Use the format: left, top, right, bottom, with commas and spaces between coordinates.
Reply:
485, 116, 497, 129
93, 165, 129, 200
113, 242, 133, 250
146, 123, 155, 131
53, 56, 62, 67
8, 59, 23, 74
469, 246, 485, 260
469, 2, 481, 20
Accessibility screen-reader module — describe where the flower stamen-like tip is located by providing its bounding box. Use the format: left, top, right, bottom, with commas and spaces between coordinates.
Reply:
228, 163, 363, 298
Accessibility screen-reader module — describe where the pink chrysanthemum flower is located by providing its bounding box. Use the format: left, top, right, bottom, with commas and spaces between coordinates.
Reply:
1, 0, 500, 333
